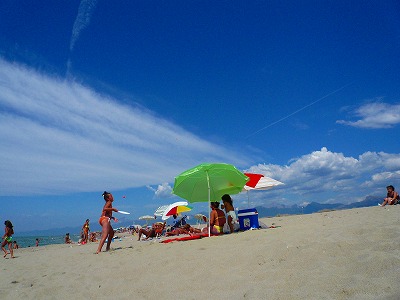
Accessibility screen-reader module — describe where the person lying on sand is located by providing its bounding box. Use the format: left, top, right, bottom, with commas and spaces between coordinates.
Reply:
138, 222, 166, 241
165, 224, 201, 236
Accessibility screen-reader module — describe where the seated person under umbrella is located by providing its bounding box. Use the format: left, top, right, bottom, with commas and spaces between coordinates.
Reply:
170, 214, 188, 229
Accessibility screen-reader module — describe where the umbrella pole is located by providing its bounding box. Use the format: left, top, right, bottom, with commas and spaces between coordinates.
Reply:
207, 171, 211, 237
247, 190, 250, 208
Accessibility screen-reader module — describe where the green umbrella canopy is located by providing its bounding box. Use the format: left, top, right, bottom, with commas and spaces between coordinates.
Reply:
172, 163, 249, 203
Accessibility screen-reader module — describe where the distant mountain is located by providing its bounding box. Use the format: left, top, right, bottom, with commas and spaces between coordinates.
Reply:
254, 195, 381, 218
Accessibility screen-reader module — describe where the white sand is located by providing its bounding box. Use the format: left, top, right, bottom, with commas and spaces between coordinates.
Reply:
1, 206, 400, 299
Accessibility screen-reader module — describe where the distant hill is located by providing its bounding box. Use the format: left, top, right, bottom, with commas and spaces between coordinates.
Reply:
255, 195, 381, 218
17, 196, 381, 236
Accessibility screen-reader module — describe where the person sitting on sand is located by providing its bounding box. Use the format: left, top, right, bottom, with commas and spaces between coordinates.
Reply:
137, 222, 166, 241
13, 241, 19, 249
203, 202, 226, 235
89, 232, 98, 242
221, 194, 237, 233
96, 191, 119, 254
65, 233, 73, 244
171, 214, 188, 230
2, 220, 15, 258
380, 185, 399, 206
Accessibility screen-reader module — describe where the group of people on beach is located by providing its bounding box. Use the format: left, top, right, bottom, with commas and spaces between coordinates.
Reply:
136, 194, 238, 241
4, 184, 398, 256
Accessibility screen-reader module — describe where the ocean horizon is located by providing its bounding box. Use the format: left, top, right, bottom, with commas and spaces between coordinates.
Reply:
12, 234, 81, 249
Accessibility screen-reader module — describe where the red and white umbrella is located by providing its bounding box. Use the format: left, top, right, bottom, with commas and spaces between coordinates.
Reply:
243, 173, 284, 206
243, 173, 283, 191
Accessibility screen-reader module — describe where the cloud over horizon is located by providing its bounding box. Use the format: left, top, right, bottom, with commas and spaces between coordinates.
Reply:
244, 147, 400, 206
0, 59, 249, 196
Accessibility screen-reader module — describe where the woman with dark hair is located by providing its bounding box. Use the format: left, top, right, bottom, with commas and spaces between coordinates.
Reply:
380, 185, 399, 207
221, 194, 237, 233
96, 191, 119, 254
205, 202, 226, 234
2, 220, 14, 258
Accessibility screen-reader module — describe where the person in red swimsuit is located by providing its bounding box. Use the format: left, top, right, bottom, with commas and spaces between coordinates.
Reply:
96, 191, 119, 254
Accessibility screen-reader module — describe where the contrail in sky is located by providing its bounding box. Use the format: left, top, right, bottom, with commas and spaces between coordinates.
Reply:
67, 0, 98, 76
245, 82, 353, 138
69, 0, 98, 51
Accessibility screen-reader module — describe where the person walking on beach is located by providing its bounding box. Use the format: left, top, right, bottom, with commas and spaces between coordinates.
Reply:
2, 220, 15, 258
35, 238, 39, 247
82, 219, 90, 244
221, 194, 237, 233
380, 185, 399, 206
96, 191, 119, 254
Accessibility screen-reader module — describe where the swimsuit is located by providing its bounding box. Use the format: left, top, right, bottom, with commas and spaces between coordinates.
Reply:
5, 236, 12, 243
212, 225, 223, 234
98, 216, 110, 226
215, 209, 226, 225
226, 210, 237, 223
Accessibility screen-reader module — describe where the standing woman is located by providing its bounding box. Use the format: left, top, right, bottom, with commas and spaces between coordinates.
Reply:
2, 220, 14, 258
82, 219, 90, 244
96, 191, 119, 254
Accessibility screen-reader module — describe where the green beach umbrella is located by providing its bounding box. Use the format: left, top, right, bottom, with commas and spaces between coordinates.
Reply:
172, 163, 249, 236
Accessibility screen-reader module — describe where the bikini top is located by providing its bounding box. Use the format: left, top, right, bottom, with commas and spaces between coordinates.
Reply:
214, 209, 226, 224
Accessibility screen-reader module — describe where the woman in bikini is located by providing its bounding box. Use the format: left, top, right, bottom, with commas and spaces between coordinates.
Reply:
2, 220, 14, 258
96, 191, 119, 254
207, 202, 226, 234
82, 219, 90, 244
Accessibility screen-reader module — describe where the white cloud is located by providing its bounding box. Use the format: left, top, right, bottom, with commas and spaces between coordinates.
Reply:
154, 183, 173, 198
0, 59, 248, 196
337, 102, 400, 128
244, 147, 400, 205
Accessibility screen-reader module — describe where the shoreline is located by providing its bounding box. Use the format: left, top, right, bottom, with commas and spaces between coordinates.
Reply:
1, 206, 400, 299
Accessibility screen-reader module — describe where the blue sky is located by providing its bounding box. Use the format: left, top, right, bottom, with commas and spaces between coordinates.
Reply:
1, 1, 399, 232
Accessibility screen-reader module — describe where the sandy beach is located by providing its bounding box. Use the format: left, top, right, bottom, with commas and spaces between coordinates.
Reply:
1, 206, 399, 300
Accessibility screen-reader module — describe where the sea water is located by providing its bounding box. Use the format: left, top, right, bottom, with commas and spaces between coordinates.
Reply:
11, 234, 81, 249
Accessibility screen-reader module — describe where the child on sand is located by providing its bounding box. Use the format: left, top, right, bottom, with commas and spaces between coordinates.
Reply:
96, 191, 119, 254
2, 220, 15, 258
65, 233, 73, 244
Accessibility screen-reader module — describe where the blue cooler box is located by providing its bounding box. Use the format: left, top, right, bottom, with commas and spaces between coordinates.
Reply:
237, 208, 259, 231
